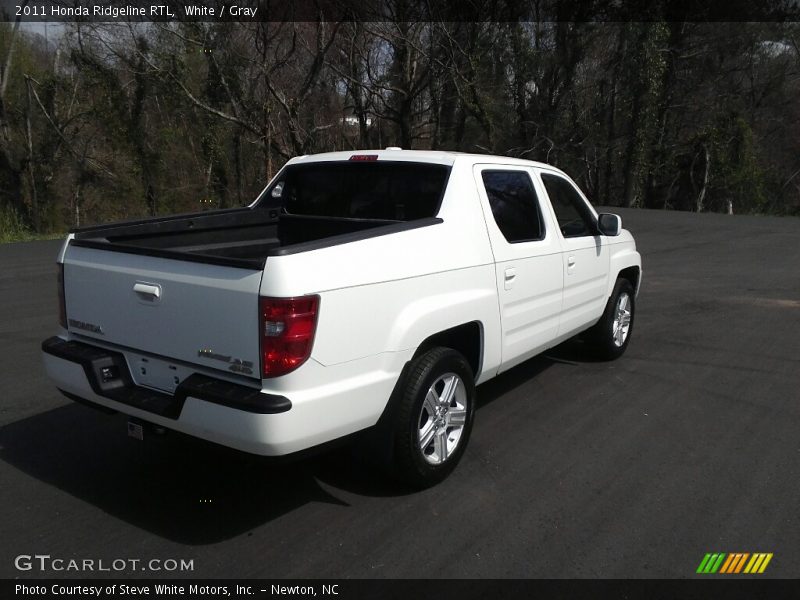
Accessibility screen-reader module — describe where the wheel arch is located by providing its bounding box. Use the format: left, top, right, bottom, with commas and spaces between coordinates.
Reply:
412, 321, 484, 379
607, 243, 642, 300
617, 265, 641, 296
360, 322, 483, 467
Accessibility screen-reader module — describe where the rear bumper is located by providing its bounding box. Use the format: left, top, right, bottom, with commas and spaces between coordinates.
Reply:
41, 336, 403, 456
41, 336, 298, 455
42, 336, 291, 417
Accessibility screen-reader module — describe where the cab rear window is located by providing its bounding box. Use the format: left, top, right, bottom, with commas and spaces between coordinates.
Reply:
262, 162, 450, 221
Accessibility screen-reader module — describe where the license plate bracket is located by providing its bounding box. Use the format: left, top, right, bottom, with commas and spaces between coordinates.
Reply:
136, 357, 179, 393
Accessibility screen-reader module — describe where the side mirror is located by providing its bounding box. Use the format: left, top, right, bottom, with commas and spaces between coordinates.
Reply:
597, 213, 621, 236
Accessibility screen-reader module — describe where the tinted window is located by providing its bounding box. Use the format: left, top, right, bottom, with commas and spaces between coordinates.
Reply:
541, 174, 596, 238
481, 171, 545, 243
262, 162, 449, 221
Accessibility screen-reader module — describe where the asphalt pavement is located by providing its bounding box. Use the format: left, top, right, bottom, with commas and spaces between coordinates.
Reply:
0, 207, 798, 579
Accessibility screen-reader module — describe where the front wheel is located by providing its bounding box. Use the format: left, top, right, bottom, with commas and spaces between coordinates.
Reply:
391, 347, 476, 488
586, 278, 636, 360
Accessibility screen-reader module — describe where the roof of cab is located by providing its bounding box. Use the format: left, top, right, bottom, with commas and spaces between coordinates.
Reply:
287, 149, 565, 174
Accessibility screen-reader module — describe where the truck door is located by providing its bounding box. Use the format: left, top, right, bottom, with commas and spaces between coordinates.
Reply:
537, 171, 611, 339
474, 165, 564, 372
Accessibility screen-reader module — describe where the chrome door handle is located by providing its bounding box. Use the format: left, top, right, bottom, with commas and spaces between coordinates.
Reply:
133, 282, 161, 299
504, 268, 516, 290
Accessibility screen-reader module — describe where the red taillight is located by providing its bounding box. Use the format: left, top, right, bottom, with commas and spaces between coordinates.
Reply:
57, 263, 67, 328
259, 295, 319, 378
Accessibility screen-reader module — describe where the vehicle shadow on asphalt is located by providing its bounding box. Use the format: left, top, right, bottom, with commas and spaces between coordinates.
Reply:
0, 403, 352, 545
313, 338, 602, 494
0, 339, 595, 545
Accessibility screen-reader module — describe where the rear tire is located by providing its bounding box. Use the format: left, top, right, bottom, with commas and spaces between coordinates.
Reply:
391, 347, 476, 488
586, 278, 635, 360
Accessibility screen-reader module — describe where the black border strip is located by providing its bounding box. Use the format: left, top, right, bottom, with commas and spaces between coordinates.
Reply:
4, 1, 800, 23
3, 579, 799, 599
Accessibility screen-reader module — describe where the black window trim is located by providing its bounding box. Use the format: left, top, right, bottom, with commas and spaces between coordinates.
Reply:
480, 167, 548, 245
537, 170, 600, 239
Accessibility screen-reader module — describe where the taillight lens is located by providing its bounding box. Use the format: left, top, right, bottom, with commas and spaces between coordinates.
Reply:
260, 295, 320, 378
57, 263, 67, 328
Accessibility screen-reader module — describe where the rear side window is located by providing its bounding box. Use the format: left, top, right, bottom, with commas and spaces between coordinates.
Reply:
263, 162, 450, 221
481, 170, 545, 243
540, 174, 596, 238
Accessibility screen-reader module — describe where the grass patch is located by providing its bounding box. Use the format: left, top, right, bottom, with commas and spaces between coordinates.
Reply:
0, 207, 65, 243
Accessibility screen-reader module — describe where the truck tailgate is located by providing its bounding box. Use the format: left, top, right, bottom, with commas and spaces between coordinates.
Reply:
63, 244, 263, 381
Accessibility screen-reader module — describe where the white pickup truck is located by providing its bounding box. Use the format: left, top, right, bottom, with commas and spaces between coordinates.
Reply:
42, 149, 641, 486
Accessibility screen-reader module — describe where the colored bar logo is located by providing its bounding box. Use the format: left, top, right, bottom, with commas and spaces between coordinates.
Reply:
697, 553, 773, 574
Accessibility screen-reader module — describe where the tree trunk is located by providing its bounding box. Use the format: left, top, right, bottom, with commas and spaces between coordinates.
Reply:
604, 26, 626, 206
0, 8, 28, 220
644, 22, 683, 209
622, 23, 669, 208
25, 77, 38, 230
695, 144, 710, 213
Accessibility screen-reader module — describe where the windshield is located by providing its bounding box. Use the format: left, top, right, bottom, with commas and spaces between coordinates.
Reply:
260, 161, 450, 221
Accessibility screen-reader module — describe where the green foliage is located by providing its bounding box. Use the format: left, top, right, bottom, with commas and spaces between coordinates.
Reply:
0, 206, 61, 243
0, 18, 798, 233
0, 206, 31, 242
707, 116, 769, 214
619, 22, 670, 207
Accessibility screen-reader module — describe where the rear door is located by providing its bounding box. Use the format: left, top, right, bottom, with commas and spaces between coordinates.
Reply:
537, 171, 610, 338
63, 245, 264, 383
474, 165, 563, 372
